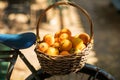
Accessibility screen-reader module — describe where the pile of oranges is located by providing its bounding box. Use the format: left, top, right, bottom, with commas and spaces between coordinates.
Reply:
37, 28, 90, 56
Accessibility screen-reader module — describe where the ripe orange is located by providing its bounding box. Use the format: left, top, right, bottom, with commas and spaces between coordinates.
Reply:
74, 48, 82, 54
38, 42, 49, 53
78, 33, 90, 45
59, 33, 71, 41
75, 43, 86, 50
46, 47, 59, 56
52, 42, 60, 48
60, 28, 71, 36
60, 39, 72, 51
43, 34, 55, 46
74, 34, 79, 38
60, 51, 70, 56
71, 37, 83, 48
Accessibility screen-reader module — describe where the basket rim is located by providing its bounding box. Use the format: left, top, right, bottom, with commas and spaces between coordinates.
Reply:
36, 1, 94, 43
35, 43, 92, 60
35, 48, 85, 57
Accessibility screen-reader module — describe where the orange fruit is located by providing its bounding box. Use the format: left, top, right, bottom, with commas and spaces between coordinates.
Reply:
59, 33, 71, 41
74, 34, 79, 38
69, 48, 82, 54
74, 48, 82, 54
38, 42, 49, 53
60, 28, 71, 36
75, 43, 86, 50
60, 51, 70, 56
71, 37, 83, 48
60, 39, 72, 51
46, 47, 59, 56
72, 44, 86, 55
78, 33, 90, 45
43, 34, 55, 46
52, 42, 60, 48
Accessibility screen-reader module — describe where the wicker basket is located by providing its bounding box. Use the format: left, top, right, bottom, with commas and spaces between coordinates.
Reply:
35, 1, 94, 75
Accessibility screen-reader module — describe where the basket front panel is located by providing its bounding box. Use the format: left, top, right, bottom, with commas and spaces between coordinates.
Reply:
36, 53, 86, 75
35, 43, 92, 75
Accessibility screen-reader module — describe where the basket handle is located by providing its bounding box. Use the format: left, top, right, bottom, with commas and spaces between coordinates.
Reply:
36, 1, 94, 43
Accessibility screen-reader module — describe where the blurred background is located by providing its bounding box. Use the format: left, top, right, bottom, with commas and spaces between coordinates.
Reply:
0, 0, 120, 80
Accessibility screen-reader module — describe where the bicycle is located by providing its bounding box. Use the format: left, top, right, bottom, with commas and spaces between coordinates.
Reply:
0, 1, 116, 80
0, 32, 40, 80
0, 33, 115, 80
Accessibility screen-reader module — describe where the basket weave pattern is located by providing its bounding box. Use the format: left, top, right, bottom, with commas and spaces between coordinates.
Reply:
36, 44, 92, 75
35, 1, 94, 75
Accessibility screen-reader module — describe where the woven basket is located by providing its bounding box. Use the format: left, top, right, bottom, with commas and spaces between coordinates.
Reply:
35, 1, 94, 75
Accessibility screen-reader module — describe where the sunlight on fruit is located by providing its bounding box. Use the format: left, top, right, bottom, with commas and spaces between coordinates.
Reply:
46, 47, 59, 56
60, 28, 71, 36
52, 42, 60, 48
59, 33, 71, 41
75, 43, 86, 51
38, 28, 91, 56
71, 37, 83, 48
78, 33, 90, 45
43, 34, 55, 46
60, 39, 72, 51
38, 42, 49, 52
